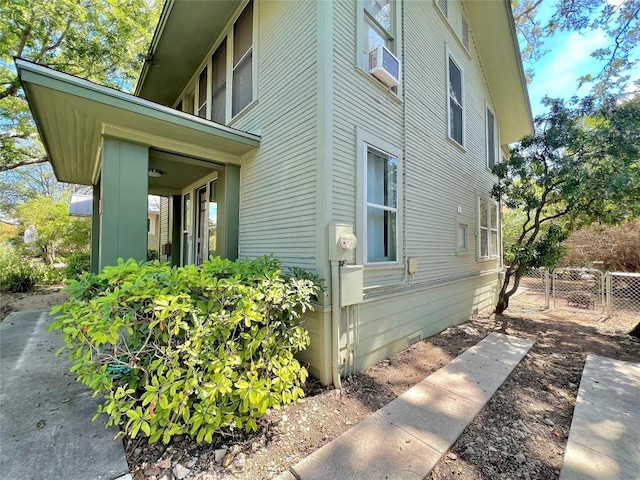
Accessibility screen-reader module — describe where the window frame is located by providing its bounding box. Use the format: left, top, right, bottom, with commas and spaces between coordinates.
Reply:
456, 215, 469, 255
356, 128, 403, 267
477, 195, 500, 260
446, 48, 465, 148
173, 0, 257, 124
355, 0, 403, 96
486, 102, 499, 171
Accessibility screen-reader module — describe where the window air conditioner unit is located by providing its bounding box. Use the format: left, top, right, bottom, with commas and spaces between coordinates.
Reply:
369, 45, 400, 88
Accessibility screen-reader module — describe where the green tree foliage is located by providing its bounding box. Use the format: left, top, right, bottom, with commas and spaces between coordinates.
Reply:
512, 0, 640, 93
493, 96, 640, 314
15, 195, 90, 264
49, 256, 321, 444
0, 0, 161, 172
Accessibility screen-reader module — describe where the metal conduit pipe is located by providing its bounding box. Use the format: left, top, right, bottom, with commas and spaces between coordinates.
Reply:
331, 260, 342, 390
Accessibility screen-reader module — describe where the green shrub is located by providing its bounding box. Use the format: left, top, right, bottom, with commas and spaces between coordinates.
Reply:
1, 247, 36, 292
49, 256, 320, 444
147, 249, 158, 261
65, 252, 91, 280
0, 247, 64, 292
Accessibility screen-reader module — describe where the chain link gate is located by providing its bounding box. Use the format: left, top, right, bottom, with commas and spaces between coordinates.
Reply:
552, 268, 605, 314
606, 272, 640, 317
509, 268, 550, 312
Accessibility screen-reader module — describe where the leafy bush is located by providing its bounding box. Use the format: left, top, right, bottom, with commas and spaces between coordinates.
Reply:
65, 252, 91, 279
49, 256, 321, 444
146, 249, 158, 261
0, 247, 43, 292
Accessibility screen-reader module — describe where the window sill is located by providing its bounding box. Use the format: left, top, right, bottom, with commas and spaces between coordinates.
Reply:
228, 99, 259, 127
446, 135, 466, 153
355, 66, 403, 104
363, 261, 404, 271
476, 256, 499, 262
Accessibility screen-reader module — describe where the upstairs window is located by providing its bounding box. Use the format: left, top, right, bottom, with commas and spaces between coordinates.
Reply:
197, 67, 208, 118
176, 1, 255, 123
478, 197, 499, 259
232, 1, 253, 116
448, 55, 464, 146
364, 0, 394, 66
487, 107, 497, 169
366, 145, 398, 263
436, 0, 448, 18
211, 39, 227, 124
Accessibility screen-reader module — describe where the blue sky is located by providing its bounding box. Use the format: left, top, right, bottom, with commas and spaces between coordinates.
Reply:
523, 2, 640, 117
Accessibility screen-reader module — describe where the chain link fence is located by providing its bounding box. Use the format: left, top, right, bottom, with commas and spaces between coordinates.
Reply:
606, 272, 640, 317
553, 268, 605, 314
509, 268, 549, 313
508, 268, 639, 320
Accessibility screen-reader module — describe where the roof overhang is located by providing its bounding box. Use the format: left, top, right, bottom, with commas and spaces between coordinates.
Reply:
16, 58, 260, 186
135, 0, 243, 105
464, 0, 533, 143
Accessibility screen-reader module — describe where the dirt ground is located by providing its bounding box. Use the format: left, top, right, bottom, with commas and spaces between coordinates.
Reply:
0, 285, 68, 323
125, 307, 639, 480
3, 288, 638, 479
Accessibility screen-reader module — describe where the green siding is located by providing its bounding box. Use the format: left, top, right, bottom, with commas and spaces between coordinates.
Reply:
99, 139, 149, 269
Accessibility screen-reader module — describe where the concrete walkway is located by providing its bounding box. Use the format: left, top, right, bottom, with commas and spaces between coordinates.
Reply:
559, 354, 640, 480
278, 332, 534, 480
0, 311, 130, 480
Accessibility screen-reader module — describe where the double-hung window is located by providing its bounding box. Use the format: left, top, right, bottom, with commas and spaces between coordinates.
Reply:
448, 55, 464, 146
211, 39, 227, 124
232, 1, 253, 116
486, 107, 497, 169
364, 0, 394, 66
366, 146, 398, 263
197, 67, 207, 118
478, 197, 499, 259
176, 1, 254, 123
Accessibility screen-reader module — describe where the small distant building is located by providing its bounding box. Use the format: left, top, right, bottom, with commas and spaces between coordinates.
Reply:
69, 194, 169, 260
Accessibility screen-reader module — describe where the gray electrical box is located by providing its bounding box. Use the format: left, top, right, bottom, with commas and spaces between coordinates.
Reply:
340, 265, 364, 306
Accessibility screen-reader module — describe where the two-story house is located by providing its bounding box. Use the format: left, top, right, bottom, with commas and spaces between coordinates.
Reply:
17, 0, 532, 386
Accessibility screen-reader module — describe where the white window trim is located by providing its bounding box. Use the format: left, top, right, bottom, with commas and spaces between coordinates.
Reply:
485, 101, 499, 171
456, 215, 469, 255
446, 46, 465, 149
477, 195, 500, 260
173, 0, 258, 124
434, 2, 472, 58
355, 0, 403, 97
356, 127, 403, 267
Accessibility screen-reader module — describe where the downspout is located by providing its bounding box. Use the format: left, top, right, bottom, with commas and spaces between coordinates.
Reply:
331, 260, 342, 390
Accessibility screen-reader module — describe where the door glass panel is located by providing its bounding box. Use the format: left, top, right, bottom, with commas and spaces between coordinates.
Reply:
196, 186, 207, 264
209, 180, 217, 257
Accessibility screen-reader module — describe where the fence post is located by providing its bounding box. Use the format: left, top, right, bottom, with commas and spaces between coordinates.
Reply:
605, 272, 612, 316
544, 268, 551, 310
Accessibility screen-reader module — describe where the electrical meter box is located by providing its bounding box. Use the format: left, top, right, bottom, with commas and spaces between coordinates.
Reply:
328, 223, 356, 262
340, 265, 363, 306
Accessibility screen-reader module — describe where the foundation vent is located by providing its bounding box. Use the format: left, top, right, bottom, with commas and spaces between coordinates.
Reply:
407, 332, 422, 347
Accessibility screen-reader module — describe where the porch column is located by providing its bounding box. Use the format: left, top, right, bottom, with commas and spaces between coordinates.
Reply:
217, 164, 240, 261
170, 195, 182, 266
99, 138, 149, 269
90, 182, 101, 273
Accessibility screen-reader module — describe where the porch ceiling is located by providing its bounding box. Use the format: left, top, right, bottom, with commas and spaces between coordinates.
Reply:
464, 0, 533, 143
16, 58, 260, 186
136, 0, 243, 105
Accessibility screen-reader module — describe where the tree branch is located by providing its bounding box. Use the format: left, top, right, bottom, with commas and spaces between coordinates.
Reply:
0, 156, 49, 173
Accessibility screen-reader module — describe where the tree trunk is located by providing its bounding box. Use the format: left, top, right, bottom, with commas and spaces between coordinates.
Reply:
495, 264, 526, 315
